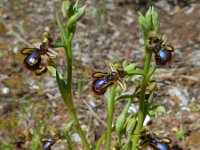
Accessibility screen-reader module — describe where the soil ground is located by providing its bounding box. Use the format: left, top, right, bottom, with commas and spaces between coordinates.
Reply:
0, 0, 200, 149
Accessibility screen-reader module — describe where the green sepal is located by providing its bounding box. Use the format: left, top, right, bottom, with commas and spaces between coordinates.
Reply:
163, 45, 174, 51
62, 0, 71, 12
124, 63, 136, 72
73, 0, 80, 10
122, 60, 129, 68
151, 6, 160, 33
145, 6, 152, 30
138, 12, 149, 32
21, 48, 35, 54
62, 0, 73, 18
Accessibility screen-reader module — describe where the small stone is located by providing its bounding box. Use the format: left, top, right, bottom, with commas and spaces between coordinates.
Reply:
44, 26, 50, 32
71, 133, 81, 143
128, 104, 138, 113
2, 87, 9, 95
143, 115, 151, 126
89, 100, 96, 108
13, 46, 18, 54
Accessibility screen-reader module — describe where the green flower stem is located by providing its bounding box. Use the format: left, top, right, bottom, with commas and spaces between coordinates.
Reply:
106, 86, 118, 150
124, 70, 145, 77
131, 47, 152, 150
123, 96, 134, 114
65, 132, 75, 150
54, 43, 65, 48
96, 133, 106, 150
63, 39, 90, 150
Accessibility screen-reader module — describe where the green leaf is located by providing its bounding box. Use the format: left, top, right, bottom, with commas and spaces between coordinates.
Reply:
77, 75, 83, 95
124, 63, 136, 72
122, 142, 131, 150
176, 131, 185, 140
63, 121, 73, 132
47, 66, 56, 75
115, 93, 134, 101
148, 110, 156, 117
56, 70, 67, 90
56, 70, 69, 106
56, 13, 68, 45
115, 113, 126, 143
96, 133, 106, 150
32, 134, 41, 150
156, 105, 166, 113
147, 90, 155, 105
147, 64, 157, 79
126, 118, 136, 134
67, 5, 87, 29
124, 114, 133, 127
40, 123, 46, 135
73, 0, 80, 10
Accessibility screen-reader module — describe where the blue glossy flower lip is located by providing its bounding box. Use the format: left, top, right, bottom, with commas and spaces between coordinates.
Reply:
156, 142, 170, 150
42, 137, 55, 150
158, 48, 168, 61
25, 49, 40, 66
155, 48, 172, 66
95, 78, 108, 90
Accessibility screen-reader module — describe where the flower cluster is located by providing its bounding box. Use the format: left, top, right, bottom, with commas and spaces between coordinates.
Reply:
21, 32, 56, 75
41, 134, 61, 150
139, 126, 171, 150
149, 34, 174, 66
92, 64, 126, 95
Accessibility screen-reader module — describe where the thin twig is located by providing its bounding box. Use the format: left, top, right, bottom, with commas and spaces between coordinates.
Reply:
83, 100, 107, 127
0, 19, 32, 47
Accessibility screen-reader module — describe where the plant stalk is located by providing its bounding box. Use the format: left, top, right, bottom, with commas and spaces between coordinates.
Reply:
65, 132, 75, 150
131, 49, 152, 150
63, 40, 90, 150
96, 133, 106, 150
106, 86, 117, 150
